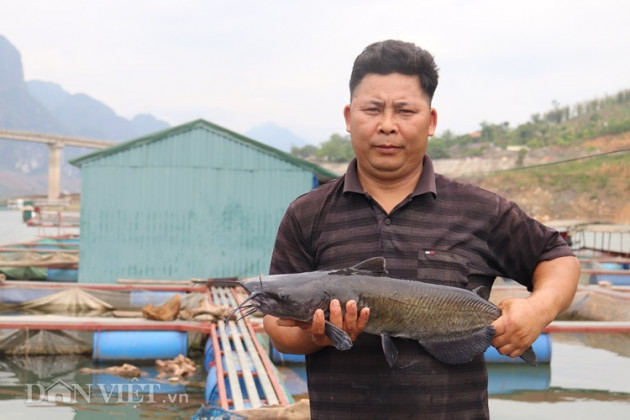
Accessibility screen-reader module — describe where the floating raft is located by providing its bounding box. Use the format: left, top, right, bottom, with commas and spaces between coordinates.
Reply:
0, 235, 81, 280
0, 281, 292, 411
206, 286, 292, 410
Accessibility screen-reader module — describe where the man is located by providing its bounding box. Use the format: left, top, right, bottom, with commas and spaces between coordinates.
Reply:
263, 40, 580, 419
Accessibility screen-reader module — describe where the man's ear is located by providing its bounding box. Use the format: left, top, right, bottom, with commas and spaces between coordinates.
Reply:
343, 104, 352, 133
428, 108, 438, 137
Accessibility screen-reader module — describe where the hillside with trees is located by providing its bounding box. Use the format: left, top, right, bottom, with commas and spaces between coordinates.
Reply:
292, 89, 630, 223
426, 88, 630, 159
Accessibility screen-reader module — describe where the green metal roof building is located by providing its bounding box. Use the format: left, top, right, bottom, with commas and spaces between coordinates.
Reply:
70, 119, 337, 284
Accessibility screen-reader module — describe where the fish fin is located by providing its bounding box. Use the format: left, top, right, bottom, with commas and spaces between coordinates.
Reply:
324, 321, 353, 351
330, 257, 388, 276
419, 326, 496, 365
519, 345, 538, 366
381, 333, 399, 368
351, 257, 387, 274
472, 286, 490, 300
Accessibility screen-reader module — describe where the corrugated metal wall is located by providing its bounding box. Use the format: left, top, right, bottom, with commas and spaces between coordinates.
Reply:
78, 127, 315, 283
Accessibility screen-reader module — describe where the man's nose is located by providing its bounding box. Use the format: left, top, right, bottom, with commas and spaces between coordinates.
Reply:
378, 111, 397, 134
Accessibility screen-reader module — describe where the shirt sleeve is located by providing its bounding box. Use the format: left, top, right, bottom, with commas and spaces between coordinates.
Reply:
488, 196, 574, 290
269, 203, 316, 275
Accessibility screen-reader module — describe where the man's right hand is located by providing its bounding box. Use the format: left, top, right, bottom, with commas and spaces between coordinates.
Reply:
264, 299, 370, 354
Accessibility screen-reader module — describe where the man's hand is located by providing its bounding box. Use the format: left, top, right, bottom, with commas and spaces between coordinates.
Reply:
266, 299, 370, 354
491, 296, 550, 358
492, 256, 580, 359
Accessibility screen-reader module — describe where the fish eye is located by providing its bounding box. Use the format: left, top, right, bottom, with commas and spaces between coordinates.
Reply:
277, 291, 290, 300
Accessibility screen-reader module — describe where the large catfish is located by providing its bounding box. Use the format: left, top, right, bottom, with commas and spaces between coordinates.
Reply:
230, 257, 537, 367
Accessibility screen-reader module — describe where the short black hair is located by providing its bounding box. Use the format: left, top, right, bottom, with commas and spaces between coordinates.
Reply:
349, 40, 439, 102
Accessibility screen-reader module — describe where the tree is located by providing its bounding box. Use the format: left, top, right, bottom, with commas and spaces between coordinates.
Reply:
290, 144, 318, 159
315, 134, 355, 163
427, 138, 450, 159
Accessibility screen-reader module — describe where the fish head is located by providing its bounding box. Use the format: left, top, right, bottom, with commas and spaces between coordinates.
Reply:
237, 271, 330, 322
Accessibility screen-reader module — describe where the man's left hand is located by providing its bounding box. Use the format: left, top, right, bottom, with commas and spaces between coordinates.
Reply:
491, 296, 550, 359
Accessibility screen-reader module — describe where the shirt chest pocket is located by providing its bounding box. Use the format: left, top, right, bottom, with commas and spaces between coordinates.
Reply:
417, 249, 469, 287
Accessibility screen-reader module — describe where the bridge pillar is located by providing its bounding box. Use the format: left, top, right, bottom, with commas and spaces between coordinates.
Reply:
47, 142, 63, 201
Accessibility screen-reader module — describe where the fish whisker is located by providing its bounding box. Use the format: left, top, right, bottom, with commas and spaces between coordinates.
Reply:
225, 292, 260, 322
236, 306, 260, 321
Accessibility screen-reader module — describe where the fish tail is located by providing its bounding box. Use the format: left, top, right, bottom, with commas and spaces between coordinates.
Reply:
519, 346, 538, 366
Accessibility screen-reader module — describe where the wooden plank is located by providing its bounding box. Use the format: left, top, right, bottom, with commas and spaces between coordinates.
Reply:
216, 318, 245, 410
225, 288, 280, 405
545, 321, 630, 333
211, 288, 245, 411
219, 288, 261, 408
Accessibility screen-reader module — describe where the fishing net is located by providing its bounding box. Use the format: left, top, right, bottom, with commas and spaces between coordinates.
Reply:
0, 251, 79, 266
4, 353, 85, 378
0, 252, 78, 280
0, 285, 206, 312
558, 288, 630, 321
0, 329, 92, 355
16, 288, 114, 314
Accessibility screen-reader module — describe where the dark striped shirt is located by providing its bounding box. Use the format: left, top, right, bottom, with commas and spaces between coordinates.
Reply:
270, 156, 573, 419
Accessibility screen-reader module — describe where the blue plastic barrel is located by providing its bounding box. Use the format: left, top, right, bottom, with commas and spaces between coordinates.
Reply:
488, 363, 551, 395
589, 273, 630, 286
270, 346, 306, 364
93, 331, 188, 361
205, 365, 219, 404
204, 336, 214, 371
47, 269, 79, 282
129, 291, 181, 308
484, 333, 552, 364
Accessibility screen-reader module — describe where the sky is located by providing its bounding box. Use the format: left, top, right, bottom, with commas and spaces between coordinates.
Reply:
1, 0, 629, 145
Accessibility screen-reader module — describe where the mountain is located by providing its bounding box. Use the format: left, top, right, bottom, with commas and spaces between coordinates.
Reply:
0, 35, 170, 200
27, 81, 169, 141
245, 121, 309, 153
0, 37, 64, 133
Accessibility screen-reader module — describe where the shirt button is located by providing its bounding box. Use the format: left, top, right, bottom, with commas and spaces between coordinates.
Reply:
384, 218, 391, 226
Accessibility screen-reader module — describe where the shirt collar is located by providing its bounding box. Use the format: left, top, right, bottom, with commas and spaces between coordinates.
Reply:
343, 155, 437, 198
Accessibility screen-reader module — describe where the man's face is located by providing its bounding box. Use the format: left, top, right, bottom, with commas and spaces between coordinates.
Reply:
344, 73, 437, 183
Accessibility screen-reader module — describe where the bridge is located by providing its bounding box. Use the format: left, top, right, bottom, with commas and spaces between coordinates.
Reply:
0, 129, 117, 201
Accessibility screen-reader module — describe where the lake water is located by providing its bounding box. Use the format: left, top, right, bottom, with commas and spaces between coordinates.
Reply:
0, 209, 79, 245
1, 209, 629, 418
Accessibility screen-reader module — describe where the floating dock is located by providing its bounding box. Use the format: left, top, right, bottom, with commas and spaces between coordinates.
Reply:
0, 281, 292, 411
